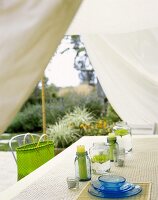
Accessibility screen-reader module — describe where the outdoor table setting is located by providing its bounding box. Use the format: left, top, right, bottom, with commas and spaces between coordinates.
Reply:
72, 130, 151, 200
0, 134, 158, 200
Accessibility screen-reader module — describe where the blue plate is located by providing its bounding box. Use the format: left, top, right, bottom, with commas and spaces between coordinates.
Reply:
88, 184, 142, 198
92, 180, 135, 193
98, 175, 126, 188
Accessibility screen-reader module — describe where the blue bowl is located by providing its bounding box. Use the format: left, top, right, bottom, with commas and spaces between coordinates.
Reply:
92, 180, 135, 193
98, 175, 126, 188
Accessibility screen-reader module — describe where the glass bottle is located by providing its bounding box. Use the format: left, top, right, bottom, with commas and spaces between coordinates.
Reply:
113, 121, 132, 153
89, 142, 110, 175
107, 133, 119, 162
75, 145, 91, 181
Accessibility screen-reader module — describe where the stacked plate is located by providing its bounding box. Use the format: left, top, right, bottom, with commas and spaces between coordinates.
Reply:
88, 175, 142, 198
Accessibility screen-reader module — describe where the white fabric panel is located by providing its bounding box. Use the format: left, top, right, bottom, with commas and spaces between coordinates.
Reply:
68, 0, 158, 34
68, 0, 158, 125
0, 0, 81, 133
82, 32, 158, 124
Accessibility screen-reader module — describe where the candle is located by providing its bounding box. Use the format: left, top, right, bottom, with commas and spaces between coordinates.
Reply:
108, 133, 116, 139
77, 145, 85, 153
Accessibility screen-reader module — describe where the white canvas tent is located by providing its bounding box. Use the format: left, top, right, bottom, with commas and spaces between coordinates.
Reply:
0, 0, 158, 133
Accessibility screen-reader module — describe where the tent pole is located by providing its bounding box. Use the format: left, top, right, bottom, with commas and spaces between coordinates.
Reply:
41, 77, 46, 135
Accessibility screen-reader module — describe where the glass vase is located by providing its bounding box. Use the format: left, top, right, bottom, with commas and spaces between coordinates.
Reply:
89, 142, 110, 174
113, 121, 132, 153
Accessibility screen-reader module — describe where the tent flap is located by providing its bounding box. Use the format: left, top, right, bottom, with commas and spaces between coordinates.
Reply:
0, 0, 82, 133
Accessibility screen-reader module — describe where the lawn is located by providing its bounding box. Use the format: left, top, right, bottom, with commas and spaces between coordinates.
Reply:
0, 133, 18, 151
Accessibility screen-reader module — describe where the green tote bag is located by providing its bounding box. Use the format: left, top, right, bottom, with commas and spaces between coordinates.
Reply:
16, 133, 54, 180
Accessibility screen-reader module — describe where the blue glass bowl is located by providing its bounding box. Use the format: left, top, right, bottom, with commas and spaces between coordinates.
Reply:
92, 180, 135, 193
88, 184, 142, 198
98, 175, 126, 188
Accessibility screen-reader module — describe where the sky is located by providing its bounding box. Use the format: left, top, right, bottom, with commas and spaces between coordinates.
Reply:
45, 41, 80, 87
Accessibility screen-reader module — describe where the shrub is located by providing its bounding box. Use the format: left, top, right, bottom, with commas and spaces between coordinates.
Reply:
84, 93, 105, 117
46, 106, 117, 148
105, 103, 121, 124
46, 107, 95, 148
6, 86, 120, 134
62, 90, 105, 118
47, 121, 80, 148
45, 103, 67, 125
6, 104, 42, 133
62, 106, 95, 127
79, 118, 113, 136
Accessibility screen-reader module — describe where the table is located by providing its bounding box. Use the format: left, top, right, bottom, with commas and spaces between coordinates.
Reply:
0, 135, 158, 200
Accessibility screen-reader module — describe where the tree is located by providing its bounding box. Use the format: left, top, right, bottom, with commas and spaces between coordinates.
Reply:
70, 35, 96, 85
58, 35, 96, 86
23, 76, 59, 108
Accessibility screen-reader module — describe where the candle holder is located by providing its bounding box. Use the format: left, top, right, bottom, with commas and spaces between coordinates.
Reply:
75, 145, 91, 181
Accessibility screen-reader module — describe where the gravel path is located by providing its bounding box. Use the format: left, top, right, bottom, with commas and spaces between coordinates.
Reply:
0, 152, 17, 192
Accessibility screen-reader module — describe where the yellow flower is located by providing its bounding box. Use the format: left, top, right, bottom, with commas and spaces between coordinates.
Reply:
103, 121, 106, 128
80, 124, 84, 128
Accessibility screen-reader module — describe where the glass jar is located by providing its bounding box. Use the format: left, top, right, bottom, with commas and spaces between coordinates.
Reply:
75, 151, 91, 181
113, 121, 132, 153
89, 142, 110, 174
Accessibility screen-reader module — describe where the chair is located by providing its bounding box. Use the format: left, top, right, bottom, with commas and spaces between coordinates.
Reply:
9, 133, 40, 164
128, 123, 156, 135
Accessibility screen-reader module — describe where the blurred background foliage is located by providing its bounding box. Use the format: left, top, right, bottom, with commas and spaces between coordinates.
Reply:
3, 35, 121, 149
6, 81, 121, 134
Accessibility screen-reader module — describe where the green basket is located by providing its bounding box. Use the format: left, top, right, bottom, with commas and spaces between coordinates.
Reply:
16, 134, 54, 180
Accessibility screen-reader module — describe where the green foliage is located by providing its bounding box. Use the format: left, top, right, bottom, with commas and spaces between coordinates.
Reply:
79, 118, 113, 136
105, 103, 121, 124
84, 92, 105, 117
46, 107, 95, 148
91, 154, 109, 163
61, 90, 104, 118
0, 133, 18, 151
6, 84, 120, 135
47, 121, 80, 148
45, 83, 59, 102
6, 102, 67, 133
61, 92, 84, 110
46, 106, 119, 148
62, 107, 94, 127
7, 104, 42, 133
0, 143, 10, 151
114, 129, 128, 137
23, 78, 59, 110
45, 102, 67, 125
